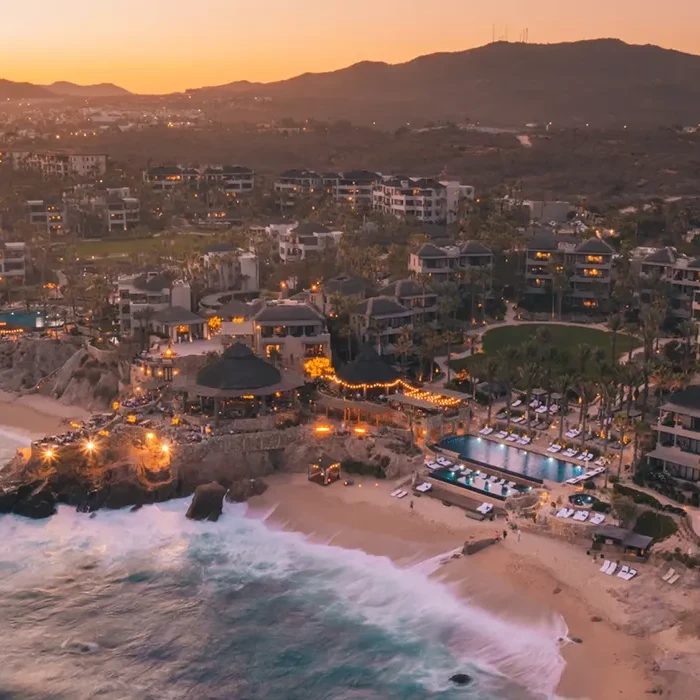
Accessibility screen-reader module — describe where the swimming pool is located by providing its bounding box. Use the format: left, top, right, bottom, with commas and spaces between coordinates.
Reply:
440, 434, 586, 483
0, 311, 51, 329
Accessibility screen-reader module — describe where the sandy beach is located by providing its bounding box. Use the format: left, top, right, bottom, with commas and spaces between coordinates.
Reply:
249, 472, 700, 700
0, 390, 90, 443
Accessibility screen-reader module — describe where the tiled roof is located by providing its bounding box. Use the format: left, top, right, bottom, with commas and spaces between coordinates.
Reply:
294, 222, 332, 235
460, 240, 493, 255
152, 306, 204, 325
323, 275, 367, 297
416, 243, 445, 257
254, 303, 324, 323
574, 238, 615, 254
353, 296, 410, 317
383, 279, 430, 298
643, 247, 677, 264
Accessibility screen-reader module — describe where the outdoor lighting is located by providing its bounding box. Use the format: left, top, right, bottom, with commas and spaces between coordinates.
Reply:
161, 444, 170, 454
314, 425, 332, 433
146, 432, 155, 441
354, 427, 367, 435
84, 440, 96, 453
43, 447, 55, 460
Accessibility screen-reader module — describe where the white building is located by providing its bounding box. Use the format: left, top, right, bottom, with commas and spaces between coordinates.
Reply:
253, 300, 331, 370
372, 177, 472, 224
27, 198, 68, 236
278, 223, 342, 264
105, 195, 140, 233
116, 272, 192, 336
273, 170, 322, 197
0, 242, 28, 281
327, 170, 381, 206
10, 151, 107, 177
201, 244, 260, 293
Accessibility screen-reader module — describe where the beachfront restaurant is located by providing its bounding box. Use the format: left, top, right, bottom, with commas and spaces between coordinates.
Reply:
151, 306, 209, 343
308, 454, 341, 486
172, 342, 304, 424
332, 345, 403, 399
591, 525, 654, 559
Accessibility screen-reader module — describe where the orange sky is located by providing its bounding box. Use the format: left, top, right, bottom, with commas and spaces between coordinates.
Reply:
4, 0, 699, 93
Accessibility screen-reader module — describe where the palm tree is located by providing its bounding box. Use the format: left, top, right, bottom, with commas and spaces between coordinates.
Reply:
497, 346, 520, 432
522, 361, 541, 433
678, 319, 697, 372
485, 358, 499, 425
576, 343, 593, 376
607, 313, 623, 362
548, 261, 569, 320
395, 325, 414, 369
577, 380, 599, 451
554, 374, 574, 445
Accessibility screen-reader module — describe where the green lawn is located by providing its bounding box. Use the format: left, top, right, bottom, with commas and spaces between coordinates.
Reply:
69, 235, 219, 260
451, 324, 639, 375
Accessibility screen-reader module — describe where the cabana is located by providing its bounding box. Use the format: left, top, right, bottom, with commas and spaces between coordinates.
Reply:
333, 345, 403, 399
308, 454, 341, 486
591, 525, 654, 559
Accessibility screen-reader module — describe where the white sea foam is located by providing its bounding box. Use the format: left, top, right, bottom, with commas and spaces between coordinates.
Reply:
0, 499, 568, 699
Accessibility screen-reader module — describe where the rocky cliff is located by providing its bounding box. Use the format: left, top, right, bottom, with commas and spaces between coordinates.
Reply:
0, 338, 81, 392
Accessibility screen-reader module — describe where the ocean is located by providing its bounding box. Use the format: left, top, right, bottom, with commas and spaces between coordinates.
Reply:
0, 494, 570, 700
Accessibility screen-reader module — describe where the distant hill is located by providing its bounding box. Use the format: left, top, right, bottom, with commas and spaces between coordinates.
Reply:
44, 81, 131, 97
0, 79, 53, 99
188, 39, 700, 126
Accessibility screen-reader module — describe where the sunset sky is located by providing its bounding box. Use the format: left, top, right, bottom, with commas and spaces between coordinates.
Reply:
4, 0, 699, 93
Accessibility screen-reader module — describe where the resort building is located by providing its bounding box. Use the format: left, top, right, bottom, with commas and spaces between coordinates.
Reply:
142, 165, 184, 191
409, 241, 494, 284
309, 274, 368, 316
0, 242, 29, 281
278, 223, 343, 263
9, 151, 107, 177
350, 297, 412, 357
252, 300, 331, 369
150, 307, 209, 343
381, 279, 439, 326
524, 234, 615, 310
372, 177, 474, 224
104, 194, 140, 233
27, 198, 69, 236
273, 170, 323, 197
116, 272, 192, 336
329, 170, 381, 206
639, 247, 700, 320
203, 166, 255, 195
647, 386, 700, 483
200, 244, 260, 294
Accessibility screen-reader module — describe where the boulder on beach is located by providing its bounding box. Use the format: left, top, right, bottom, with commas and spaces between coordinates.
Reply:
462, 538, 499, 555
226, 478, 268, 503
449, 673, 472, 686
12, 482, 57, 519
186, 482, 227, 522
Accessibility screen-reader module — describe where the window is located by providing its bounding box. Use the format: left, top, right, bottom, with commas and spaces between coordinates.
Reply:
265, 344, 282, 360
586, 255, 604, 264
534, 251, 551, 260
583, 269, 602, 278
304, 344, 325, 358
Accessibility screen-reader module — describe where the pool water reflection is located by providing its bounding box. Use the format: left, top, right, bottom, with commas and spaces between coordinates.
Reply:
440, 435, 585, 483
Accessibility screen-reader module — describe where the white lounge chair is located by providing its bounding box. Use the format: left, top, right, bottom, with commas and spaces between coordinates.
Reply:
478, 427, 488, 435
483, 427, 494, 436
511, 400, 522, 408
573, 510, 589, 521
512, 416, 524, 424
584, 454, 594, 462
396, 491, 408, 499
605, 562, 618, 576
506, 434, 518, 442
617, 565, 630, 579
590, 513, 606, 525
599, 559, 611, 572
661, 568, 675, 582
477, 502, 494, 515
594, 457, 606, 467
535, 405, 547, 414
416, 482, 432, 493
506, 481, 516, 488
390, 488, 402, 497
425, 460, 438, 470
550, 405, 559, 414
667, 574, 680, 585
623, 569, 638, 581
495, 431, 508, 439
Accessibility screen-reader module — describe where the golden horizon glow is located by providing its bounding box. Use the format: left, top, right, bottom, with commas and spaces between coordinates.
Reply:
3, 1, 700, 94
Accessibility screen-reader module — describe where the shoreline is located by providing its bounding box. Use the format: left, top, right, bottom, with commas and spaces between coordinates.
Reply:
247, 473, 696, 700
0, 390, 90, 443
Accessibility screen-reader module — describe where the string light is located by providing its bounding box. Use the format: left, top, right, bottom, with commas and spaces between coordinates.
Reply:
330, 376, 411, 391
403, 387, 463, 407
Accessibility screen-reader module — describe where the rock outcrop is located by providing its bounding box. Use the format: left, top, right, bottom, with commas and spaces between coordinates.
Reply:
0, 337, 80, 392
44, 346, 128, 411
226, 478, 268, 503
186, 483, 227, 521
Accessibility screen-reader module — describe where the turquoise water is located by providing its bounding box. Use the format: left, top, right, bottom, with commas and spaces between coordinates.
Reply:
0, 500, 567, 699
0, 310, 45, 329
440, 436, 585, 483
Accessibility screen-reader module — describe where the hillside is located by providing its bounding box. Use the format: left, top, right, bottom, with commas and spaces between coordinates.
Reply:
189, 39, 700, 127
0, 79, 53, 99
45, 81, 131, 97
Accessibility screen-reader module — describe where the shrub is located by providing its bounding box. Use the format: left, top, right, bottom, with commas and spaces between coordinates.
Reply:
591, 501, 612, 513
583, 480, 596, 490
613, 483, 663, 509
662, 504, 687, 517
633, 511, 678, 541
608, 475, 620, 484
612, 495, 638, 526
341, 459, 386, 479
691, 492, 700, 508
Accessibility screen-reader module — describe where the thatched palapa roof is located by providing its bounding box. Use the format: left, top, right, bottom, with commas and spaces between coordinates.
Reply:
336, 345, 400, 387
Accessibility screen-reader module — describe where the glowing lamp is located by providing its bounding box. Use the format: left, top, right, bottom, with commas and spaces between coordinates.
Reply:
84, 441, 96, 453
354, 427, 367, 435
161, 444, 170, 454
314, 425, 332, 434
43, 448, 55, 460
146, 432, 155, 441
